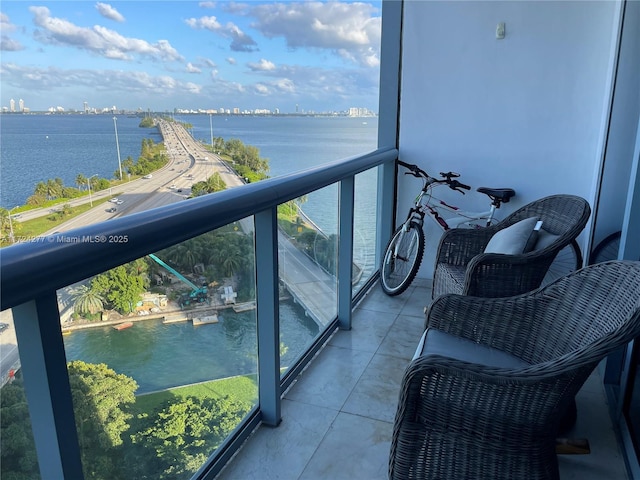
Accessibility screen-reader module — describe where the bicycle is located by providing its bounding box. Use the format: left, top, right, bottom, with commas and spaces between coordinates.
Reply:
589, 230, 640, 264
380, 160, 582, 296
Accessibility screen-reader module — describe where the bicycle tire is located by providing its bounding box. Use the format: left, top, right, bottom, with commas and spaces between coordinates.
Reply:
589, 231, 621, 265
541, 239, 582, 286
380, 222, 425, 296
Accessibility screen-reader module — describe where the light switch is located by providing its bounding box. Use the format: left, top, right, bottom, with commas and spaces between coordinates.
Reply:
496, 22, 505, 39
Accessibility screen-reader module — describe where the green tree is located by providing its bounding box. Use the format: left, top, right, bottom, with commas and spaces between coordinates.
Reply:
62, 186, 82, 198
61, 203, 73, 217
33, 181, 48, 199
220, 245, 242, 277
0, 208, 20, 243
122, 156, 135, 175
91, 265, 146, 314
139, 117, 154, 128
71, 284, 105, 315
45, 178, 63, 200
76, 173, 87, 190
94, 178, 111, 191
130, 396, 251, 479
67, 361, 138, 480
191, 172, 226, 197
0, 378, 40, 479
26, 193, 46, 206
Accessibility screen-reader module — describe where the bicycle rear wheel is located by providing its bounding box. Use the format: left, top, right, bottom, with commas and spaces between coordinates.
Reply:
541, 240, 582, 286
380, 222, 425, 296
589, 231, 621, 265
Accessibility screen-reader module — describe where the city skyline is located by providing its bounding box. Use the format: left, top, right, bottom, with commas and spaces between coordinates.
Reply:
1, 96, 377, 117
0, 1, 382, 113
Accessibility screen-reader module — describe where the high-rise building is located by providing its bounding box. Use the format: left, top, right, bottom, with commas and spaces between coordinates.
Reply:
10, 99, 15, 112
19, 99, 24, 112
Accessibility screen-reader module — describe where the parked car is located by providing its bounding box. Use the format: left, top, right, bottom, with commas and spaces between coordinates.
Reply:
110, 198, 118, 203
0, 323, 9, 333
107, 207, 117, 213
143, 174, 153, 179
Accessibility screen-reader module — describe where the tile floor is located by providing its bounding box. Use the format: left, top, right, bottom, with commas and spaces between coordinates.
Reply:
217, 280, 629, 479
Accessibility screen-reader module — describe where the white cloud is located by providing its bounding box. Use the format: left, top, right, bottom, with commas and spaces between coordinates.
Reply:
247, 59, 276, 72
274, 78, 295, 93
1, 13, 16, 33
29, 6, 183, 62
202, 58, 217, 68
95, 3, 125, 23
185, 15, 257, 52
1, 13, 24, 51
226, 57, 237, 65
254, 83, 270, 95
1, 63, 202, 99
248, 2, 381, 67
186, 62, 202, 73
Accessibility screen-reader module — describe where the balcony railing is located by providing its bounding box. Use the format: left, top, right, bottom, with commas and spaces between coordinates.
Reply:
0, 147, 398, 479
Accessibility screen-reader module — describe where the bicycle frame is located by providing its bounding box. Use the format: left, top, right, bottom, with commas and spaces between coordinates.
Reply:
403, 186, 497, 232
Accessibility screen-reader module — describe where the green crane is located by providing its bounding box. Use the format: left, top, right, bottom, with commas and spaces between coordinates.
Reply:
148, 253, 208, 307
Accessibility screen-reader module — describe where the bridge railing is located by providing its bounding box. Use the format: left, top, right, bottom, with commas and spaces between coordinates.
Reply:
0, 146, 398, 479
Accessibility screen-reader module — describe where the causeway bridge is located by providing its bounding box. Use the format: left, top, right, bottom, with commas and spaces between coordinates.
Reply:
157, 120, 338, 327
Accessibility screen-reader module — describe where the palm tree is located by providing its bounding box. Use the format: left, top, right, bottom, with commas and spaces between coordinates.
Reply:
0, 208, 18, 243
71, 285, 105, 316
34, 181, 48, 198
75, 174, 87, 190
45, 179, 63, 200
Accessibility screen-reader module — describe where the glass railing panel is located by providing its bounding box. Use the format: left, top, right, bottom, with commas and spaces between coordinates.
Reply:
59, 221, 258, 480
353, 167, 380, 293
278, 185, 338, 375
0, 309, 41, 479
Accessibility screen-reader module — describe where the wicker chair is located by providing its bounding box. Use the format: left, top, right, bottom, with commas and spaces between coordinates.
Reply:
432, 194, 590, 299
389, 261, 640, 480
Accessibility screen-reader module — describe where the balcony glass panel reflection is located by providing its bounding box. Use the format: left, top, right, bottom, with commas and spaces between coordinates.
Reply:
353, 167, 379, 293
278, 185, 339, 374
59, 221, 258, 479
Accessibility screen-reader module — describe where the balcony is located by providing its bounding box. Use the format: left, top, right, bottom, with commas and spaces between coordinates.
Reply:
2, 1, 639, 478
217, 279, 630, 480
0, 147, 633, 479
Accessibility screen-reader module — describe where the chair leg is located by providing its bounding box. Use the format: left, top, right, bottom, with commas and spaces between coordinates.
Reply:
558, 398, 578, 434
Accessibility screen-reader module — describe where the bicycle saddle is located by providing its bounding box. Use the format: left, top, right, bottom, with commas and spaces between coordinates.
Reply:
477, 187, 516, 202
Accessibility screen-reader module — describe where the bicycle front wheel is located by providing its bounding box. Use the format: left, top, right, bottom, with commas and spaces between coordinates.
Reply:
542, 240, 582, 286
380, 222, 425, 296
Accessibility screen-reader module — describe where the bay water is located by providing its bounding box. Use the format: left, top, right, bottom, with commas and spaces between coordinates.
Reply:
1, 113, 378, 393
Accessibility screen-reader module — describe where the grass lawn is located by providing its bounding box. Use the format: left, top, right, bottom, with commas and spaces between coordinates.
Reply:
2, 197, 116, 247
133, 374, 258, 416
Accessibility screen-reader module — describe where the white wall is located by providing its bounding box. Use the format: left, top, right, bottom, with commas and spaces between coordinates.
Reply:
398, 1, 620, 279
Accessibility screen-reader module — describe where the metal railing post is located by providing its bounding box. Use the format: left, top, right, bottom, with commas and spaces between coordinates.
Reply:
254, 209, 282, 427
13, 295, 84, 480
338, 176, 355, 330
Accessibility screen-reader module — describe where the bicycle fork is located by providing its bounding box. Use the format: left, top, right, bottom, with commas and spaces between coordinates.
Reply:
393, 214, 423, 261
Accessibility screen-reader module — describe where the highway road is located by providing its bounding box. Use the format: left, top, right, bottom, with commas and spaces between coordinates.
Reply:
1, 119, 338, 384
43, 119, 242, 232
1, 120, 247, 382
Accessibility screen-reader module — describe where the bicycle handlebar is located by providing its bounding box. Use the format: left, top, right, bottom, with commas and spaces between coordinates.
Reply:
397, 160, 471, 193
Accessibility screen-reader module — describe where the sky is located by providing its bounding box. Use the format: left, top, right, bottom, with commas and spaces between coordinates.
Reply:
0, 1, 382, 114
